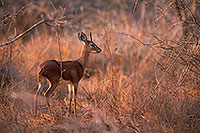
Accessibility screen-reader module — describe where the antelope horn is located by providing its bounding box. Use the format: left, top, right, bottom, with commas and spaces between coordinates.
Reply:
90, 32, 92, 41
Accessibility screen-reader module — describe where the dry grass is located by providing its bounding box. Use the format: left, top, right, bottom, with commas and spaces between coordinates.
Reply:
0, 0, 200, 132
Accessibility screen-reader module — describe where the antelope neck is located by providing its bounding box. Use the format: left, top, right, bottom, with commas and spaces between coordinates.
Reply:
77, 44, 90, 69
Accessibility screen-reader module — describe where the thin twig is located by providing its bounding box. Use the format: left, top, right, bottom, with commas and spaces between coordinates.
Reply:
117, 32, 165, 58
1, 2, 32, 24
145, 50, 181, 101
180, 0, 200, 27
165, 62, 190, 105
117, 32, 149, 46
154, 62, 159, 84
132, 0, 139, 13
155, 0, 176, 23
82, 87, 95, 103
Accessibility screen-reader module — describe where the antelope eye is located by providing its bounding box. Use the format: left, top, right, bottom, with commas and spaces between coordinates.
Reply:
90, 43, 95, 48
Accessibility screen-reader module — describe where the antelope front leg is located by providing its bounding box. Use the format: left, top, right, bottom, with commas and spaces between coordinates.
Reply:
73, 83, 78, 116
68, 84, 73, 115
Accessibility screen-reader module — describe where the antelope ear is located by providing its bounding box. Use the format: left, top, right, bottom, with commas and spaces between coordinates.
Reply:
78, 32, 87, 42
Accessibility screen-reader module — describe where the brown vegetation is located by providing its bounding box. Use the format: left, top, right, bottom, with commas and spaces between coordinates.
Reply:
0, 0, 199, 132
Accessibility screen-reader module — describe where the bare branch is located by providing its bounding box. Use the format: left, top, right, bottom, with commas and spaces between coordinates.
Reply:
117, 32, 149, 46
0, 19, 50, 47
117, 32, 165, 58
0, 18, 69, 48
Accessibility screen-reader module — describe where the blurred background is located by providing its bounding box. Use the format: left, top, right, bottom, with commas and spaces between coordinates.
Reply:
0, 0, 199, 132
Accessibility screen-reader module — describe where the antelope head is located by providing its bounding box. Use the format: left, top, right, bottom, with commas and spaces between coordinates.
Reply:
78, 32, 101, 53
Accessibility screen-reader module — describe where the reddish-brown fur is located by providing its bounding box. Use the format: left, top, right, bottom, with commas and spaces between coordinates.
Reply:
38, 60, 84, 96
